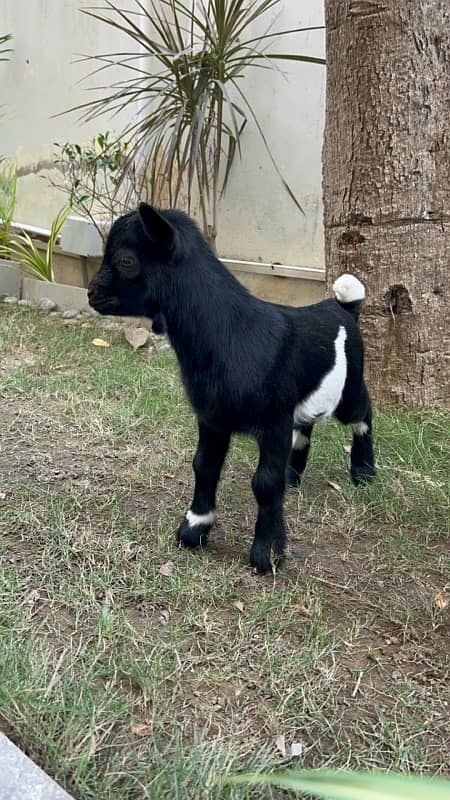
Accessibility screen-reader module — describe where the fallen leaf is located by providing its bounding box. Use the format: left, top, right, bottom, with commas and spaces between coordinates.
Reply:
343, 444, 352, 454
327, 480, 343, 493
0, 490, 6, 500
92, 338, 110, 348
159, 609, 170, 625
233, 601, 245, 613
124, 326, 149, 350
159, 562, 174, 577
434, 590, 449, 610
290, 741, 304, 758
131, 722, 154, 737
275, 735, 286, 757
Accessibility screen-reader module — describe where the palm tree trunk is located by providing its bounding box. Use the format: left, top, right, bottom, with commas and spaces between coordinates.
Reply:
323, 0, 450, 408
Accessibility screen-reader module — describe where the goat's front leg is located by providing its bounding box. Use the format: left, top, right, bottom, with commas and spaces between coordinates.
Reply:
177, 421, 230, 549
250, 421, 292, 573
286, 423, 314, 488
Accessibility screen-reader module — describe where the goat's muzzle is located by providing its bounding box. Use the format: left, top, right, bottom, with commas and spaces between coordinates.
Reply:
87, 283, 120, 314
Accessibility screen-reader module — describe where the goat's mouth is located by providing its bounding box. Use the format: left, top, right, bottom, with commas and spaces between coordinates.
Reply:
87, 291, 121, 314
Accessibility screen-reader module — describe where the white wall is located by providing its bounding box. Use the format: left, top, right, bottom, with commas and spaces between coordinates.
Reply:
0, 0, 134, 227
1, 1, 325, 268
216, 5, 326, 269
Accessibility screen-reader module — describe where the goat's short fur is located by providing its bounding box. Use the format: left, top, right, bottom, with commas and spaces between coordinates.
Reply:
88, 204, 375, 572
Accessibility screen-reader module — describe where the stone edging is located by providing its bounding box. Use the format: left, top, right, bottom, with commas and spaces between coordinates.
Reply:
0, 260, 89, 310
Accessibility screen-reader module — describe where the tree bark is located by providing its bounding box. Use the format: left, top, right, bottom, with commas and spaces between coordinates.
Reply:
323, 0, 450, 408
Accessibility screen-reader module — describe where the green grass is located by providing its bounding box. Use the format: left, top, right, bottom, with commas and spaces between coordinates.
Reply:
0, 304, 449, 799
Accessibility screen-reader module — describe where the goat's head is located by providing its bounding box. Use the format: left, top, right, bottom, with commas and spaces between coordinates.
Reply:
88, 203, 177, 318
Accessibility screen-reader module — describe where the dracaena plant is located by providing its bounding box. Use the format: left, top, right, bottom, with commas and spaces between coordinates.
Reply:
1, 34, 13, 122
66, 0, 324, 248
0, 33, 12, 62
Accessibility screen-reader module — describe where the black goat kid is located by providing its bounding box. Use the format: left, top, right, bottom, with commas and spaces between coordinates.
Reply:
88, 204, 375, 573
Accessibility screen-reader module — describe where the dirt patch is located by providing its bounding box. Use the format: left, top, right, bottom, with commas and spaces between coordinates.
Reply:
0, 398, 167, 489
0, 350, 38, 376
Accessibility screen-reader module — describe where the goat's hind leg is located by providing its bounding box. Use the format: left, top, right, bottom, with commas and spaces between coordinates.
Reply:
286, 423, 313, 488
177, 422, 230, 549
350, 416, 375, 485
348, 385, 375, 485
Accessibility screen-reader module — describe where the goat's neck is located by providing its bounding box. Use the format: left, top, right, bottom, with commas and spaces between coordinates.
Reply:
157, 263, 249, 370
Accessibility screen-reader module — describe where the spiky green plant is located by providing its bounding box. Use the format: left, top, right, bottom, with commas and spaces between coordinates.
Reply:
0, 205, 72, 281
1, 34, 13, 121
66, 0, 324, 246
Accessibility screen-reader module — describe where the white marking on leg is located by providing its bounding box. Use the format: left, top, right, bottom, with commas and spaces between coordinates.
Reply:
292, 430, 309, 450
295, 326, 348, 424
351, 421, 369, 436
186, 509, 215, 528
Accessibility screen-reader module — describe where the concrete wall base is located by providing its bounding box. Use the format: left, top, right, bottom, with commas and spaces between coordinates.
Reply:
1, 254, 326, 311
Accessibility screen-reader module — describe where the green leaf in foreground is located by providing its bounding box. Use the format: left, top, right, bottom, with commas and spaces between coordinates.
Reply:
225, 768, 450, 800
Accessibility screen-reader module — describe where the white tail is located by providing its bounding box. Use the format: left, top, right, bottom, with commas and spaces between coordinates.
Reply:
332, 274, 365, 304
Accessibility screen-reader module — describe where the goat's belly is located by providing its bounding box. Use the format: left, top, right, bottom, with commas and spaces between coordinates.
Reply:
294, 325, 347, 425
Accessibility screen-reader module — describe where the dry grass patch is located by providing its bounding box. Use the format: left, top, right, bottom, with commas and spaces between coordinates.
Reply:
0, 304, 449, 799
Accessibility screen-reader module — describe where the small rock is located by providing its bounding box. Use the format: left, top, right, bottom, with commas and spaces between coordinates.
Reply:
275, 735, 286, 757
158, 342, 171, 352
85, 306, 99, 317
49, 311, 60, 317
290, 742, 305, 758
18, 298, 34, 307
62, 308, 80, 319
38, 297, 57, 312
3, 295, 18, 304
63, 318, 79, 326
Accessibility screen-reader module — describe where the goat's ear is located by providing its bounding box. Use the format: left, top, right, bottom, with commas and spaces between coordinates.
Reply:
138, 203, 175, 252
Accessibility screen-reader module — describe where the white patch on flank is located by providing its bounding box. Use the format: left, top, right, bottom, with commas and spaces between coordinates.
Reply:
333, 274, 365, 303
351, 421, 369, 436
295, 326, 348, 425
186, 509, 215, 528
292, 430, 310, 450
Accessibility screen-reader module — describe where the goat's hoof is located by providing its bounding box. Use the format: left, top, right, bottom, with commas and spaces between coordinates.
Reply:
177, 518, 210, 549
249, 540, 284, 574
285, 467, 301, 489
351, 465, 376, 486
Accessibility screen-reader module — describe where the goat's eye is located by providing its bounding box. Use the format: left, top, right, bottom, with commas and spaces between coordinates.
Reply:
113, 250, 140, 278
